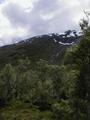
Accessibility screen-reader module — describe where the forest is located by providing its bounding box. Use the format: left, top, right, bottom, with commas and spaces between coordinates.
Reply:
0, 17, 90, 120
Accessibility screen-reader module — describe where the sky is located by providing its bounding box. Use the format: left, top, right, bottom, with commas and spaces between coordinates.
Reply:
0, 0, 90, 45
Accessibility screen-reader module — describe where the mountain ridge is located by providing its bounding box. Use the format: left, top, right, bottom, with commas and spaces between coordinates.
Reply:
0, 32, 81, 68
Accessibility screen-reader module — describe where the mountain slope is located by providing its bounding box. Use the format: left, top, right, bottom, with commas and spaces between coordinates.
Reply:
0, 33, 81, 67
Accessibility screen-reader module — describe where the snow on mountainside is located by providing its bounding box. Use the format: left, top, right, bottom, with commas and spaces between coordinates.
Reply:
18, 32, 81, 46
0, 32, 81, 68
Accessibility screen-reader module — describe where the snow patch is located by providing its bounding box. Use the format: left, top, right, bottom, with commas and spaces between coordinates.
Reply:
59, 41, 74, 45
53, 38, 57, 43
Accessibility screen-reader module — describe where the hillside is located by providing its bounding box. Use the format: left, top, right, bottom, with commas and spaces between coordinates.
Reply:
0, 33, 80, 67
0, 27, 90, 120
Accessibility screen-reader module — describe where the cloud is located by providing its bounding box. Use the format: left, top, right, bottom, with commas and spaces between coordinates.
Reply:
34, 0, 59, 14
0, 0, 90, 45
3, 3, 30, 27
0, 0, 4, 4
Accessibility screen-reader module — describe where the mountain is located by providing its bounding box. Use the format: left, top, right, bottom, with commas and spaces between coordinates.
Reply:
0, 33, 81, 67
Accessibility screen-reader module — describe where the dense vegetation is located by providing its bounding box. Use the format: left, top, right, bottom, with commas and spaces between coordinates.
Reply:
0, 20, 90, 120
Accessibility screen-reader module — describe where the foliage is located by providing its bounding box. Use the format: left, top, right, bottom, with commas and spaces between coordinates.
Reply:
0, 18, 90, 119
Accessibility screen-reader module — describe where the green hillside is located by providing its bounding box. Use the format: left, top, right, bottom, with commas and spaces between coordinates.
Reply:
1, 28, 90, 120
0, 34, 79, 68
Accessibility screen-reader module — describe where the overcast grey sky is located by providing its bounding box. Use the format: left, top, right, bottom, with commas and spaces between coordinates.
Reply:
0, 0, 90, 45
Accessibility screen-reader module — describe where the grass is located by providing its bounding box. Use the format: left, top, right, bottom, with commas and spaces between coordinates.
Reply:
0, 101, 53, 120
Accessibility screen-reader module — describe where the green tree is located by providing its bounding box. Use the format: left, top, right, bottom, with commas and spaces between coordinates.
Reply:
70, 16, 90, 119
0, 64, 16, 104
